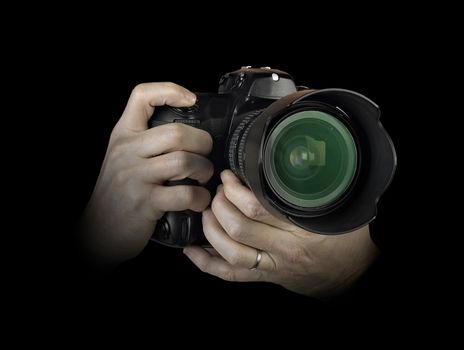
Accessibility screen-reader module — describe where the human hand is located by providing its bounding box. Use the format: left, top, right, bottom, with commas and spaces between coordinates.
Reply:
79, 83, 213, 268
183, 170, 378, 299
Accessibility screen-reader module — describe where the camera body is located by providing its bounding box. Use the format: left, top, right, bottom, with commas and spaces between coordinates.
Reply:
149, 67, 294, 246
148, 67, 396, 247
149, 67, 299, 179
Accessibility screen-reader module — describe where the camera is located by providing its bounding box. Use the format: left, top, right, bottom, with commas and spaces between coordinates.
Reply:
148, 67, 396, 247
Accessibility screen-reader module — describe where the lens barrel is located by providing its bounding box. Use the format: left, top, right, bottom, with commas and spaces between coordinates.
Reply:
231, 89, 396, 234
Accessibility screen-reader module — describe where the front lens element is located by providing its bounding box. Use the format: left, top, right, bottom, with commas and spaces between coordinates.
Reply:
264, 110, 357, 208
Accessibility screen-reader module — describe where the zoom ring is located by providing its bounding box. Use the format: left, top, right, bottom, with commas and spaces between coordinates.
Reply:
237, 117, 259, 185
227, 110, 263, 184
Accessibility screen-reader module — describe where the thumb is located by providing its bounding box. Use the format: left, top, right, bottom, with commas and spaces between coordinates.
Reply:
118, 82, 196, 132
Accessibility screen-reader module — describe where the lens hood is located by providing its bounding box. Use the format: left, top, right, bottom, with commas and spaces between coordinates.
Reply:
244, 89, 397, 234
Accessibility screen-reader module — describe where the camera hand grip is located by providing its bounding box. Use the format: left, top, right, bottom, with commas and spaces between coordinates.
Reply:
151, 179, 206, 248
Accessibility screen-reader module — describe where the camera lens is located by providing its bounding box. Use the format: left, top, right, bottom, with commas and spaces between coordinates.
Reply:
264, 110, 357, 208
230, 88, 395, 234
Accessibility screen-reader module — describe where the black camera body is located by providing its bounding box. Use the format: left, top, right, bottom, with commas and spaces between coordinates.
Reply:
148, 67, 396, 247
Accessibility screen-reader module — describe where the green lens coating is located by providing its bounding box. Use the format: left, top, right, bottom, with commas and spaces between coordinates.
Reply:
264, 110, 357, 208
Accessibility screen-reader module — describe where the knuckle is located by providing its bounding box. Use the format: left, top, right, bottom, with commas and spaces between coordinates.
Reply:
227, 250, 246, 266
131, 83, 147, 100
220, 268, 236, 282
161, 82, 178, 91
109, 125, 125, 142
254, 271, 266, 281
244, 201, 263, 220
107, 140, 130, 163
165, 123, 186, 145
284, 245, 310, 265
126, 182, 143, 207
113, 168, 131, 187
228, 221, 246, 241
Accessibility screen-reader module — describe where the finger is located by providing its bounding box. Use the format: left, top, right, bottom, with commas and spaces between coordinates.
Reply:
204, 247, 221, 257
119, 82, 197, 132
137, 123, 213, 157
202, 209, 276, 271
221, 170, 295, 231
151, 185, 210, 212
183, 246, 266, 282
211, 186, 285, 253
139, 151, 214, 185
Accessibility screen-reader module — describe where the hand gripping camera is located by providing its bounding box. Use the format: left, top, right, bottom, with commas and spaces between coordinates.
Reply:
148, 67, 396, 247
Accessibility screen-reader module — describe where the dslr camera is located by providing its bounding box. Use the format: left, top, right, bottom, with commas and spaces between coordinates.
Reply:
148, 67, 396, 247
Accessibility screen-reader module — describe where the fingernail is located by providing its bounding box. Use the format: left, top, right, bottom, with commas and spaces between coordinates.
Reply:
183, 248, 191, 257
216, 184, 224, 193
186, 92, 196, 104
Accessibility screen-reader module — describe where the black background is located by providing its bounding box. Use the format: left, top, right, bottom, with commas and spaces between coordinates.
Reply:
18, 26, 436, 335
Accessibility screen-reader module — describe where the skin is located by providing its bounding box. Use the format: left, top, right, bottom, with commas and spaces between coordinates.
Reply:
79, 82, 378, 298
79, 83, 214, 269
183, 170, 378, 299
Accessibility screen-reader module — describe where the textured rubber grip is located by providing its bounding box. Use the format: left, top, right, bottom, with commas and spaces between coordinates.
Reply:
151, 179, 205, 248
